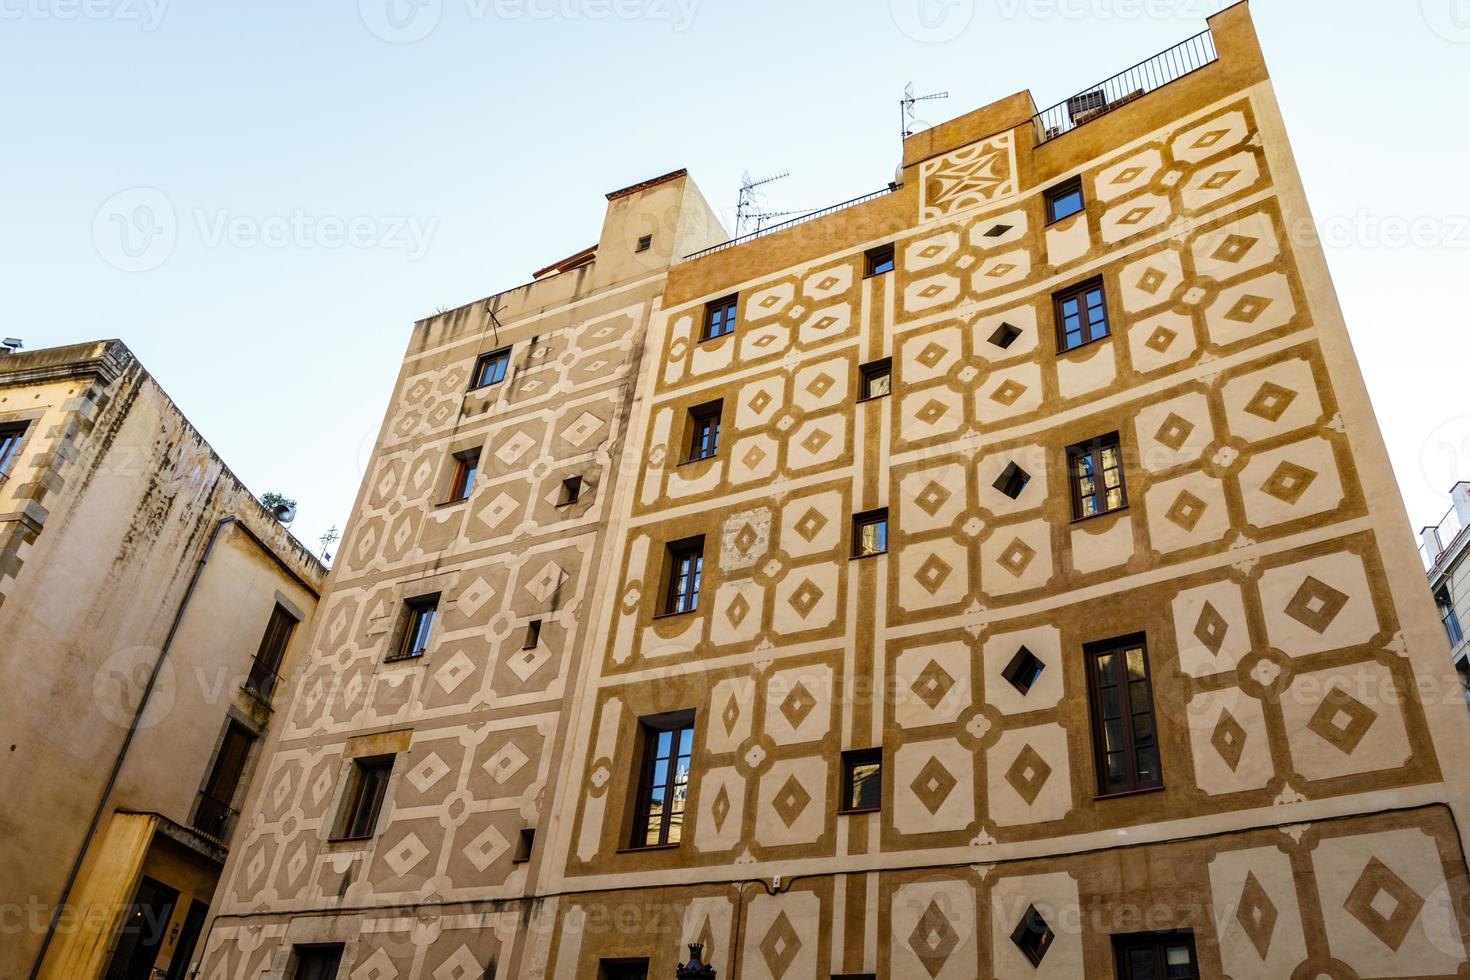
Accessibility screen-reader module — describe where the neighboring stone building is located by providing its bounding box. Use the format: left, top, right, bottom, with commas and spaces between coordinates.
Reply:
0, 340, 326, 980
199, 4, 1470, 979
1420, 483, 1470, 691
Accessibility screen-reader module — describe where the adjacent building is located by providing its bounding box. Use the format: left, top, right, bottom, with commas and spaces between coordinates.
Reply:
199, 4, 1470, 979
1419, 483, 1470, 690
0, 340, 326, 980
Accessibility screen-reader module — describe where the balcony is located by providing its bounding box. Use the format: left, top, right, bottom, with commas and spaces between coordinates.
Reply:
191, 791, 241, 843
1033, 29, 1219, 145
1420, 505, 1468, 572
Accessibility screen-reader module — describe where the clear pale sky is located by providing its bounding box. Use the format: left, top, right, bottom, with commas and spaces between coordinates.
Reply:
4, 0, 1467, 558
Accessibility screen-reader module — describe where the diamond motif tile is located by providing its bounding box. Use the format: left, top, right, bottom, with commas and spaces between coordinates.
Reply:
741, 444, 768, 470
916, 342, 947, 368
1165, 489, 1207, 531
1120, 206, 1154, 225
1004, 743, 1052, 805
1307, 686, 1378, 755
1114, 165, 1145, 184
1243, 381, 1297, 422
1261, 460, 1318, 505
1211, 709, 1248, 771
406, 753, 451, 793
749, 389, 773, 414
433, 945, 485, 980
1194, 601, 1229, 655
1203, 169, 1242, 190
1284, 575, 1350, 634
912, 659, 956, 710
787, 578, 824, 618
494, 430, 537, 466
909, 899, 960, 978
384, 833, 430, 876
914, 553, 954, 595
990, 379, 1027, 406
794, 507, 828, 542
1236, 871, 1278, 958
1137, 267, 1168, 294
816, 275, 840, 291
1154, 412, 1195, 451
910, 756, 958, 815
733, 523, 760, 555
562, 410, 604, 447
759, 911, 802, 979
805, 372, 836, 398
1192, 128, 1228, 149
1225, 294, 1273, 323
918, 243, 945, 259
462, 825, 510, 872
721, 694, 742, 735
800, 428, 833, 454
986, 262, 1017, 278
1344, 857, 1425, 952
914, 480, 953, 517
918, 283, 947, 299
523, 562, 567, 602
917, 398, 949, 424
997, 538, 1036, 577
1145, 325, 1178, 352
779, 682, 817, 728
1212, 233, 1258, 263
711, 784, 732, 832
772, 775, 811, 828
434, 651, 476, 695
482, 741, 531, 784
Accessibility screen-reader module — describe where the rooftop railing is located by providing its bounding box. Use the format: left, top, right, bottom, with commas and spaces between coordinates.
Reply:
1033, 29, 1218, 145
1420, 505, 1468, 571
683, 186, 896, 261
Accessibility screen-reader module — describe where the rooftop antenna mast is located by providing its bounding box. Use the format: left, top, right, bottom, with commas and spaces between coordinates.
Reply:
318, 525, 339, 564
901, 82, 950, 140
736, 170, 803, 237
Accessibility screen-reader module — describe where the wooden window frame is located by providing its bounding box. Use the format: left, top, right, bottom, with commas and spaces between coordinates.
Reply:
852, 508, 889, 559
1084, 634, 1164, 797
702, 295, 739, 341
629, 711, 695, 849
245, 603, 298, 701
864, 243, 896, 277
1044, 176, 1085, 224
858, 358, 893, 402
0, 422, 27, 478
334, 755, 394, 841
471, 347, 512, 389
685, 401, 723, 462
192, 720, 256, 840
391, 594, 439, 661
839, 747, 883, 814
446, 448, 481, 503
663, 537, 704, 616
1053, 276, 1110, 352
1067, 432, 1127, 520
1113, 931, 1200, 980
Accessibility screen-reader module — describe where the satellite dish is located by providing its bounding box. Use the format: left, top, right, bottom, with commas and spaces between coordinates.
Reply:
272, 503, 296, 524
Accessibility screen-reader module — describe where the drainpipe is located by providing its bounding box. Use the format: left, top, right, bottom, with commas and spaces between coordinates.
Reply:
29, 516, 242, 980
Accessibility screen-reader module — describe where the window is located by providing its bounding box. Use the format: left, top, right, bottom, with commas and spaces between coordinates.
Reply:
993, 461, 1031, 500
852, 508, 888, 558
1045, 176, 1085, 223
1086, 635, 1162, 796
599, 960, 650, 980
988, 321, 1022, 349
0, 423, 26, 477
192, 721, 255, 840
393, 595, 439, 661
702, 295, 738, 341
1068, 433, 1126, 519
513, 827, 535, 863
664, 538, 704, 615
636, 234, 653, 252
293, 945, 344, 980
1437, 587, 1464, 647
558, 475, 583, 506
631, 713, 694, 847
336, 755, 393, 840
1054, 278, 1109, 351
523, 620, 541, 649
1011, 905, 1056, 966
859, 359, 892, 401
1114, 932, 1199, 980
687, 402, 722, 462
246, 603, 297, 701
840, 748, 882, 813
447, 448, 480, 502
471, 347, 511, 389
865, 243, 896, 276
1002, 646, 1046, 695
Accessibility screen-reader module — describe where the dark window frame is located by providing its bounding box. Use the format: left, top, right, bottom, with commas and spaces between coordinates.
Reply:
839, 747, 883, 814
1113, 931, 1200, 980
192, 720, 256, 840
1044, 176, 1086, 224
245, 603, 298, 702
598, 959, 651, 980
512, 827, 536, 863
558, 475, 583, 506
0, 422, 27, 479
471, 347, 512, 389
292, 945, 345, 980
852, 508, 889, 559
663, 537, 705, 616
1054, 277, 1110, 352
391, 594, 440, 662
858, 358, 893, 402
335, 755, 394, 841
446, 448, 481, 503
702, 295, 739, 341
636, 234, 653, 253
686, 401, 723, 462
630, 711, 695, 849
864, 243, 896, 277
523, 619, 542, 650
1085, 634, 1164, 797
1067, 432, 1127, 520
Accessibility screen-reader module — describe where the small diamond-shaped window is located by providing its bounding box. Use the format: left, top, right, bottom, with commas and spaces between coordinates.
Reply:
984, 223, 1014, 238
1002, 646, 1045, 694
988, 322, 1022, 349
1011, 904, 1055, 966
994, 462, 1031, 500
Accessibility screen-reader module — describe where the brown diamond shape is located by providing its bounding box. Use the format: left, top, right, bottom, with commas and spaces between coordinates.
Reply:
1154, 412, 1195, 451
742, 444, 768, 469
1344, 858, 1426, 952
916, 342, 947, 368
1261, 460, 1318, 505
787, 578, 824, 618
1145, 325, 1178, 352
816, 275, 839, 291
805, 373, 835, 398
779, 682, 817, 728
1226, 294, 1272, 323
1203, 169, 1241, 190
910, 756, 958, 815
1165, 489, 1208, 531
759, 910, 802, 978
1243, 381, 1297, 422
1212, 233, 1258, 263
1194, 602, 1229, 655
733, 523, 760, 554
1137, 267, 1168, 294
917, 398, 949, 424
998, 538, 1036, 577
1192, 128, 1228, 149
914, 480, 953, 517
794, 507, 828, 542
1236, 871, 1278, 958
1115, 165, 1145, 184
1005, 744, 1052, 805
1284, 576, 1349, 634
911, 659, 956, 710
918, 243, 945, 259
919, 283, 946, 299
711, 784, 732, 832
800, 428, 833, 455
990, 379, 1027, 406
721, 694, 742, 735
725, 592, 751, 629
1308, 686, 1378, 755
1120, 206, 1154, 225
811, 315, 839, 331
771, 775, 811, 828
749, 389, 773, 414
914, 553, 954, 595
986, 262, 1017, 278
909, 899, 960, 978
1211, 709, 1248, 771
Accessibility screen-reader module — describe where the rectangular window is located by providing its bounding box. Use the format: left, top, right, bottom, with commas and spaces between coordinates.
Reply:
702, 295, 738, 341
393, 595, 439, 661
0, 423, 26, 478
840, 748, 882, 813
558, 475, 583, 506
1068, 433, 1126, 519
293, 945, 345, 980
687, 402, 722, 462
865, 243, 896, 277
523, 619, 541, 649
1045, 176, 1085, 223
1086, 635, 1162, 796
471, 347, 512, 389
599, 960, 650, 980
192, 721, 255, 840
859, 358, 892, 401
513, 827, 535, 863
1054, 277, 1109, 351
632, 713, 694, 848
246, 603, 297, 701
636, 234, 653, 252
852, 508, 889, 558
337, 755, 394, 840
1114, 932, 1199, 980
664, 538, 704, 615
447, 449, 480, 502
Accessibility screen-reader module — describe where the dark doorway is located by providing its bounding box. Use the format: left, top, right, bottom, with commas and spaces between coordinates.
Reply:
163, 899, 209, 980
104, 876, 179, 980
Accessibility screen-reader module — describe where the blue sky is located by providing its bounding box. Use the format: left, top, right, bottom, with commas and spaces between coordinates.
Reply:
4, 0, 1468, 556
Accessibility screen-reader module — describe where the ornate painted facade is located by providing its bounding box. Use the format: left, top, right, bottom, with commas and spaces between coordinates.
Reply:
198, 5, 1470, 979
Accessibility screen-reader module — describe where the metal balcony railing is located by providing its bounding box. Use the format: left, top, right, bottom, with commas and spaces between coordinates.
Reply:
683, 186, 896, 261
244, 658, 281, 706
1421, 506, 1468, 571
1033, 30, 1219, 145
191, 791, 240, 842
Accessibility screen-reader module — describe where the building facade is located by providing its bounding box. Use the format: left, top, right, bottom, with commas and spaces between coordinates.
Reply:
0, 341, 326, 980
199, 4, 1470, 979
1419, 483, 1470, 691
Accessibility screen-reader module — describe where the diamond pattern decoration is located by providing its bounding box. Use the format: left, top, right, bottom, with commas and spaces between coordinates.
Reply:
482, 741, 531, 784
384, 833, 430, 877
712, 784, 732, 832
1137, 267, 1168, 294
721, 694, 742, 735
1004, 743, 1052, 805
1114, 165, 1145, 184
772, 774, 812, 828
1261, 460, 1318, 505
916, 342, 947, 368
1284, 576, 1350, 634
1202, 169, 1242, 190
1307, 686, 1378, 755
1145, 325, 1178, 352
1194, 602, 1229, 655
794, 507, 828, 542
1154, 412, 1195, 451
1192, 128, 1229, 149
1343, 858, 1426, 952
909, 899, 961, 978
787, 578, 824, 618
990, 379, 1027, 406
749, 389, 773, 414
779, 682, 817, 728
914, 553, 954, 595
1244, 381, 1297, 422
800, 428, 833, 455
912, 659, 956, 710
1236, 871, 1279, 959
524, 561, 567, 603
462, 824, 510, 872
725, 591, 751, 629
742, 444, 769, 470
915, 480, 953, 517
1212, 233, 1259, 263
1165, 489, 1207, 531
910, 756, 958, 815
1120, 206, 1155, 225
433, 946, 485, 980
997, 538, 1036, 577
561, 410, 605, 447
759, 912, 802, 979
917, 399, 949, 424
406, 753, 451, 794
1211, 709, 1248, 772
805, 372, 836, 398
1226, 294, 1273, 323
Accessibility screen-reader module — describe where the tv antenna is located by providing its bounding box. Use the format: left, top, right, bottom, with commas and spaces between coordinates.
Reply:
901, 82, 950, 139
318, 525, 339, 564
736, 171, 804, 237
484, 297, 505, 347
